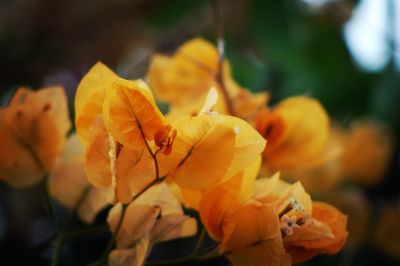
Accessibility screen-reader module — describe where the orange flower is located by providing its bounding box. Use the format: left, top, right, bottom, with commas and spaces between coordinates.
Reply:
107, 183, 197, 266
335, 120, 393, 186
284, 202, 348, 263
75, 63, 168, 203
0, 87, 70, 187
157, 89, 266, 190
254, 96, 330, 173
48, 134, 109, 223
148, 37, 268, 120
198, 174, 348, 265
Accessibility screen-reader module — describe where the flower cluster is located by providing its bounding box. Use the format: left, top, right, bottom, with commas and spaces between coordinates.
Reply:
5, 37, 397, 266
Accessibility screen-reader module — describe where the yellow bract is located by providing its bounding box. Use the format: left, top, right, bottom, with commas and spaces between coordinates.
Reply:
198, 172, 347, 266
336, 121, 393, 186
158, 114, 236, 189
75, 62, 119, 146
74, 62, 168, 203
148, 38, 220, 106
84, 118, 112, 188
148, 37, 268, 120
107, 183, 197, 265
255, 96, 330, 173
115, 147, 154, 203
0, 87, 70, 187
102, 80, 166, 150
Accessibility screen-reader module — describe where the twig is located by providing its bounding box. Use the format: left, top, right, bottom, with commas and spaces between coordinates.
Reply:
90, 203, 128, 266
50, 185, 91, 266
211, 0, 235, 115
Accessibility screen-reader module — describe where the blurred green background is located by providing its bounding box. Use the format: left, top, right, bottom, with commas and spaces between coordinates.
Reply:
0, 0, 399, 265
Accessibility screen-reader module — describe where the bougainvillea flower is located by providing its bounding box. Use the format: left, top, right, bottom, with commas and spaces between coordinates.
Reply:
199, 156, 261, 239
102, 79, 167, 150
75, 62, 119, 146
177, 155, 261, 212
148, 38, 224, 105
0, 87, 70, 187
84, 117, 113, 188
158, 114, 235, 189
107, 183, 197, 266
199, 173, 347, 265
115, 147, 154, 203
254, 96, 330, 173
158, 89, 266, 190
49, 134, 109, 223
148, 37, 268, 119
255, 175, 347, 263
335, 120, 393, 186
75, 62, 168, 203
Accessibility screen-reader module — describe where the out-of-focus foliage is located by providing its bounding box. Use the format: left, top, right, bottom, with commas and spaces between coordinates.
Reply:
0, 0, 399, 266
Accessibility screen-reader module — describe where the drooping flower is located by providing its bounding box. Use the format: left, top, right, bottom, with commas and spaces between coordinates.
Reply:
157, 88, 266, 190
198, 173, 348, 265
74, 62, 168, 203
334, 120, 393, 186
0, 87, 71, 187
107, 183, 197, 266
254, 96, 331, 174
148, 37, 268, 120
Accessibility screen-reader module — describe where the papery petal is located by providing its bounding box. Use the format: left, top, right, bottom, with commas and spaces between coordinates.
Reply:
158, 114, 235, 190
0, 87, 70, 187
222, 203, 291, 266
75, 62, 119, 146
84, 118, 113, 188
259, 96, 329, 172
199, 158, 261, 239
223, 116, 266, 181
49, 156, 109, 224
150, 213, 197, 243
0, 109, 44, 187
102, 80, 166, 150
254, 175, 312, 215
109, 234, 150, 266
108, 203, 160, 249
115, 147, 154, 203
338, 121, 393, 186
285, 202, 348, 263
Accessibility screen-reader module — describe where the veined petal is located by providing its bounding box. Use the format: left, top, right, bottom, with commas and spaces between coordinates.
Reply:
75, 62, 119, 146
102, 80, 166, 150
158, 114, 235, 190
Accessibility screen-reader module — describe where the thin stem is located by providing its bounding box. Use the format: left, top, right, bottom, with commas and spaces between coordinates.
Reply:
50, 185, 92, 266
137, 120, 160, 180
44, 175, 59, 228
131, 175, 166, 203
211, 0, 235, 116
191, 228, 207, 255
50, 233, 65, 266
